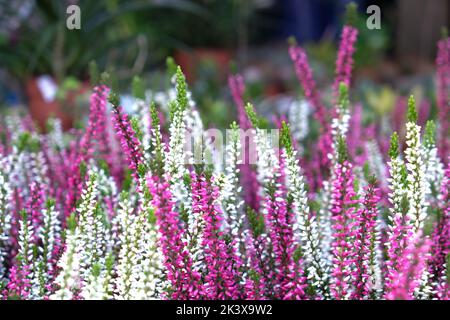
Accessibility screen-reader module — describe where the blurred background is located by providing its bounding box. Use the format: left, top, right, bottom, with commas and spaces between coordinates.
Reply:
0, 0, 448, 129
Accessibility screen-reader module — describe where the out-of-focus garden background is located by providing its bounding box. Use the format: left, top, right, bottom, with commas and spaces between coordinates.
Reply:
0, 0, 448, 129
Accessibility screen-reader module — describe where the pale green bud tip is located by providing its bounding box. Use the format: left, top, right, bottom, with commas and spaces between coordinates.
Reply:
389, 132, 399, 159
407, 95, 417, 123
280, 121, 292, 153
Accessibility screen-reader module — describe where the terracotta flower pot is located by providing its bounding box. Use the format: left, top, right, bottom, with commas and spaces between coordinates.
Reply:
25, 77, 74, 131
174, 48, 233, 82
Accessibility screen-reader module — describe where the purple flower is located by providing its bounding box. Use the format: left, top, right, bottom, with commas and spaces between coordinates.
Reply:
111, 105, 144, 182
147, 175, 204, 299
333, 25, 358, 100
330, 160, 358, 299
191, 172, 241, 299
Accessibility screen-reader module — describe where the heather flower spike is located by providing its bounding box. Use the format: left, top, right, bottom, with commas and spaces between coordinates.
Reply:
404, 95, 428, 232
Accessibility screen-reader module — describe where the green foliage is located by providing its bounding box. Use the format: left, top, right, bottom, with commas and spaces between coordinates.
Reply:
447, 254, 450, 284
121, 170, 133, 192
338, 82, 349, 110
245, 103, 260, 128
389, 132, 399, 159
149, 103, 164, 176
344, 2, 358, 27
166, 56, 177, 78
67, 213, 77, 232
137, 163, 147, 179
176, 66, 188, 112
247, 207, 265, 238
130, 116, 144, 142
287, 36, 297, 47
363, 161, 371, 180
424, 120, 436, 147
101, 71, 118, 92
407, 95, 418, 123
280, 121, 293, 154
89, 61, 99, 87
15, 132, 40, 153
108, 91, 120, 107
367, 174, 377, 186
79, 160, 87, 180
46, 198, 56, 210
132, 76, 146, 100
337, 135, 348, 164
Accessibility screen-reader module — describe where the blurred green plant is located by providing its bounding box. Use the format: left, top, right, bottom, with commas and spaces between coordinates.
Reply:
0, 0, 205, 83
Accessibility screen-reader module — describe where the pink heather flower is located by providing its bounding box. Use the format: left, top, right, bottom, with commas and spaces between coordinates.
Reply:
264, 157, 305, 299
228, 74, 260, 212
26, 182, 45, 241
436, 38, 450, 163
112, 105, 144, 182
418, 99, 431, 128
288, 45, 328, 129
392, 96, 407, 138
347, 104, 367, 166
428, 161, 450, 299
330, 160, 358, 299
191, 172, 241, 299
6, 265, 31, 299
313, 131, 334, 188
386, 234, 431, 300
351, 180, 381, 299
243, 232, 267, 299
147, 175, 204, 299
288, 44, 334, 187
385, 213, 414, 295
228, 74, 250, 130
333, 25, 358, 100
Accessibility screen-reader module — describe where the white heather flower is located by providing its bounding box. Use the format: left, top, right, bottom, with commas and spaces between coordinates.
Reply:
17, 214, 34, 268
165, 102, 191, 213
288, 99, 311, 147
28, 150, 50, 187
220, 123, 245, 254
368, 215, 384, 298
414, 268, 435, 299
366, 139, 387, 188
423, 145, 444, 197
255, 128, 279, 189
50, 226, 81, 300
114, 195, 140, 299
0, 169, 12, 280
320, 86, 350, 265
283, 147, 327, 297
132, 98, 152, 164
80, 261, 114, 300
133, 221, 165, 299
422, 122, 444, 200
387, 156, 406, 223
47, 117, 65, 151
76, 173, 102, 278
405, 121, 428, 232
39, 201, 60, 275
29, 257, 47, 299
131, 180, 166, 299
